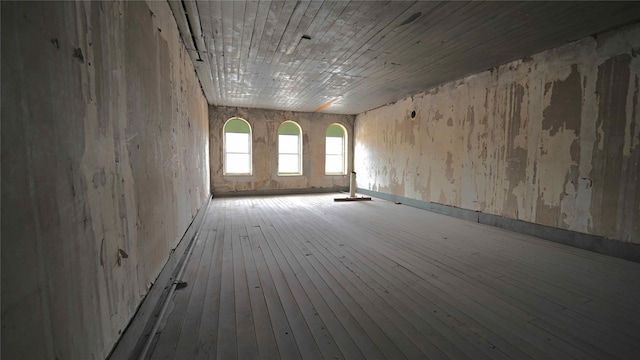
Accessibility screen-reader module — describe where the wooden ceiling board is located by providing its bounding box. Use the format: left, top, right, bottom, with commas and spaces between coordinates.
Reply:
276, 2, 353, 87
419, 3, 595, 77
262, 1, 316, 108
268, 3, 353, 107
221, 0, 235, 94
182, 1, 640, 115
287, 2, 384, 109
345, 2, 476, 81
336, 2, 492, 108
253, 1, 289, 103
343, 1, 635, 111
371, 3, 537, 80
293, 1, 419, 112
274, 0, 332, 103
364, 3, 534, 86
201, 0, 224, 103
249, 1, 283, 98
272, 1, 334, 89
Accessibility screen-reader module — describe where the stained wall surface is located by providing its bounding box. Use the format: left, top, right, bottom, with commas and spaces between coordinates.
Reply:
1, 1, 210, 359
210, 106, 354, 195
355, 25, 640, 244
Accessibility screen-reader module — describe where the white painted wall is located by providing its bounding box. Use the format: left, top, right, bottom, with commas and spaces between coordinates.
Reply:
355, 25, 640, 243
210, 106, 354, 194
1, 1, 210, 358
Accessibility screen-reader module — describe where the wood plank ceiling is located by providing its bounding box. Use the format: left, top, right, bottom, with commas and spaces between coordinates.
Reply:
170, 1, 640, 115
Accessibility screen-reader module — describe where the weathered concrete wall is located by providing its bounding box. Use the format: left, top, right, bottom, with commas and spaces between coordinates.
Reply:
210, 106, 354, 195
355, 24, 640, 244
1, 1, 209, 359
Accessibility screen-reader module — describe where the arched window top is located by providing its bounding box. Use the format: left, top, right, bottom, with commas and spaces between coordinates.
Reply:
278, 121, 301, 135
224, 117, 251, 133
326, 123, 346, 138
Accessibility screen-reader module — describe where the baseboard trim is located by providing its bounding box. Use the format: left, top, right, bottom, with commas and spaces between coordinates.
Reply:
214, 186, 349, 198
357, 188, 640, 263
108, 194, 212, 359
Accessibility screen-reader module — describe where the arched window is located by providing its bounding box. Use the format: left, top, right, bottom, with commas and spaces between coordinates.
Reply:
278, 121, 302, 175
223, 117, 252, 175
325, 124, 347, 175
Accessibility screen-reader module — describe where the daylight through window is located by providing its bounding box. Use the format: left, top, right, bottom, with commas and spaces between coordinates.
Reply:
325, 124, 347, 175
223, 118, 252, 175
278, 121, 302, 175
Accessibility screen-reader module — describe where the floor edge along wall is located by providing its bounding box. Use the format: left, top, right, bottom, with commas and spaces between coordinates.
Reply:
358, 188, 640, 263
108, 195, 213, 360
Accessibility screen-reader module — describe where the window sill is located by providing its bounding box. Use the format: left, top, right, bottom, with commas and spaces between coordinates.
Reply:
223, 173, 253, 177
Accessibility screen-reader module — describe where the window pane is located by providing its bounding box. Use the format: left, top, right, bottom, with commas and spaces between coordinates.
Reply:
279, 134, 299, 154
279, 154, 300, 173
326, 137, 343, 155
226, 133, 250, 153
225, 119, 250, 133
325, 154, 344, 173
326, 124, 345, 137
226, 153, 251, 174
278, 122, 300, 135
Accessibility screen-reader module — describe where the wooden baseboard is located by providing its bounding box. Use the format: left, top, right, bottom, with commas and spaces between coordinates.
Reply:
357, 188, 640, 263
107, 195, 212, 359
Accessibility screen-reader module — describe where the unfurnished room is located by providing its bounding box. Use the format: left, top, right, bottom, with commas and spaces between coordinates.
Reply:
2, 1, 640, 359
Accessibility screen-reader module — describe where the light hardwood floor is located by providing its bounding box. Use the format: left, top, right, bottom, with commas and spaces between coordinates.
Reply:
146, 193, 640, 359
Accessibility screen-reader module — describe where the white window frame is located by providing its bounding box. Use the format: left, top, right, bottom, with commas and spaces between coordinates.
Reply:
278, 121, 303, 176
325, 123, 347, 175
223, 117, 252, 175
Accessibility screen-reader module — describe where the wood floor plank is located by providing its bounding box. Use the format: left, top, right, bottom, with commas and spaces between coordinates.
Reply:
231, 200, 259, 359
249, 197, 341, 359
300, 198, 596, 358
245, 215, 303, 359
330, 198, 640, 358
252, 199, 359, 359
194, 206, 225, 359
170, 229, 214, 359
295, 202, 508, 360
381, 238, 615, 359
148, 219, 210, 360
215, 208, 237, 359
283, 204, 472, 359
343, 202, 640, 357
398, 213, 640, 307
237, 204, 280, 359
288, 197, 552, 358
265, 197, 412, 360
294, 198, 537, 359
347, 217, 605, 358
146, 193, 640, 360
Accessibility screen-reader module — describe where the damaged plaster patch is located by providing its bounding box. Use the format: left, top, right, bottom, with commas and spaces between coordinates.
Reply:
92, 168, 106, 188
354, 24, 640, 243
73, 47, 84, 63
536, 63, 582, 228
590, 54, 631, 237
542, 65, 582, 137
445, 152, 454, 181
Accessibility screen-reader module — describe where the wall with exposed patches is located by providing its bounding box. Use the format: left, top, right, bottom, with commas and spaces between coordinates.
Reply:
210, 106, 354, 195
1, 1, 209, 359
355, 25, 640, 244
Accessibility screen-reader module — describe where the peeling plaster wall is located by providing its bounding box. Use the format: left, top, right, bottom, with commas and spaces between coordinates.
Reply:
210, 106, 354, 195
1, 1, 210, 359
355, 25, 640, 244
